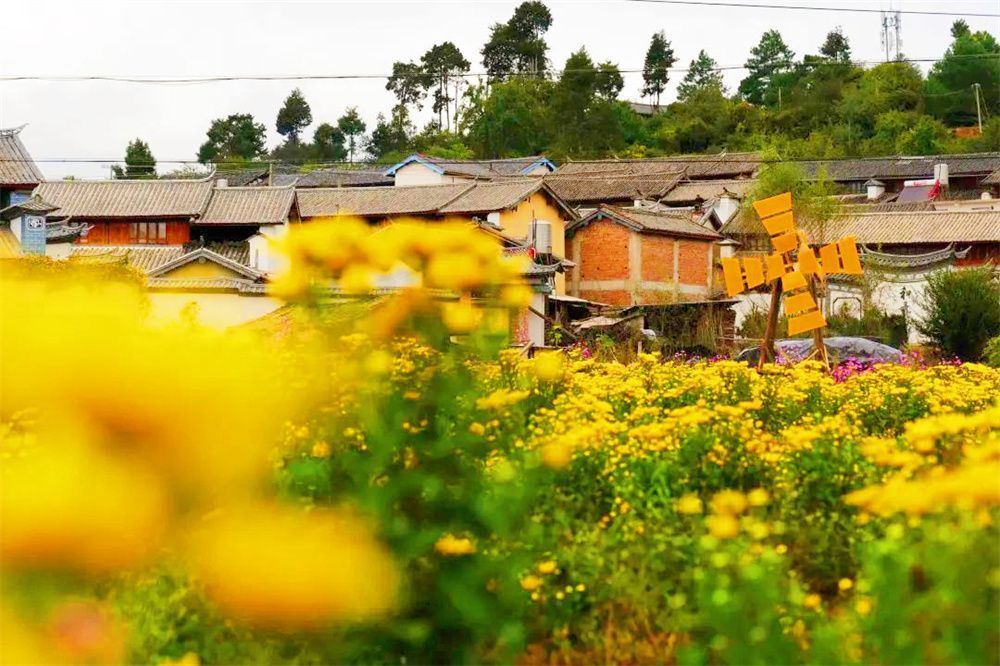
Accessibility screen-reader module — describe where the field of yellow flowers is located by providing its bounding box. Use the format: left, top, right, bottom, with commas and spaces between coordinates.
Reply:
1, 222, 998, 665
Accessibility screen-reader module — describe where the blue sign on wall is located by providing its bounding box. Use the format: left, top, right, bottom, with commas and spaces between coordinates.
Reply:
21, 214, 46, 255
10, 191, 30, 206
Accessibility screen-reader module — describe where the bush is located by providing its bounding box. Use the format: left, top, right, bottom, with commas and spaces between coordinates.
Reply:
984, 336, 1000, 367
917, 267, 1000, 361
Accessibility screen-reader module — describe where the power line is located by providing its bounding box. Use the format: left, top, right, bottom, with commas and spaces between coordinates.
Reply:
0, 55, 996, 85
618, 0, 1000, 18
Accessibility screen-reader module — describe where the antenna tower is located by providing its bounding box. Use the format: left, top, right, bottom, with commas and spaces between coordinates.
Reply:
880, 2, 902, 61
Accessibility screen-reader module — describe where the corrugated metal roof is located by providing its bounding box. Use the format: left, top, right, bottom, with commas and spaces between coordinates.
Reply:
0, 127, 44, 187
570, 205, 722, 240
544, 171, 684, 204
0, 224, 21, 258
199, 187, 294, 225
556, 153, 760, 179
661, 179, 756, 203
723, 210, 1000, 244
297, 183, 472, 218
36, 180, 213, 218
798, 153, 1000, 181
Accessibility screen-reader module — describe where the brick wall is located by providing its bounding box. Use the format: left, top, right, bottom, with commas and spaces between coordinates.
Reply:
580, 289, 631, 307
678, 240, 710, 286
640, 234, 674, 281
577, 219, 630, 280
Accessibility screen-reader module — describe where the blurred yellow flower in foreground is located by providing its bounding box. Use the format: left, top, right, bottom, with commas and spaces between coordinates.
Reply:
532, 352, 564, 382
710, 490, 749, 516
706, 513, 740, 539
1, 437, 168, 574
190, 503, 398, 630
541, 442, 572, 469
537, 560, 558, 575
676, 494, 704, 515
520, 575, 543, 592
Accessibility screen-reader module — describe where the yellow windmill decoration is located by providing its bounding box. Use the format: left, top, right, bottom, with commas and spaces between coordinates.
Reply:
720, 192, 864, 369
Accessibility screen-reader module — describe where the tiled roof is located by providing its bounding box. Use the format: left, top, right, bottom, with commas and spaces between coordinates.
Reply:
199, 187, 294, 225
723, 210, 1000, 244
387, 154, 554, 179
145, 276, 258, 292
661, 179, 756, 203
296, 168, 394, 188
213, 168, 269, 187
0, 195, 61, 221
983, 167, 1000, 185
0, 224, 21, 258
438, 179, 544, 214
146, 247, 262, 279
35, 180, 213, 218
296, 183, 471, 218
68, 241, 250, 273
569, 205, 723, 240
0, 126, 44, 187
556, 152, 760, 179
798, 153, 1000, 181
544, 171, 684, 205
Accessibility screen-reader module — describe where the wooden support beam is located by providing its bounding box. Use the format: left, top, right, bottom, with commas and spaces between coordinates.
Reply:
758, 280, 782, 371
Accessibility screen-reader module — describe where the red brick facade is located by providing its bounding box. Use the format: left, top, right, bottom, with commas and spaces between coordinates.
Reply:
569, 218, 717, 307
576, 219, 629, 280
640, 234, 674, 281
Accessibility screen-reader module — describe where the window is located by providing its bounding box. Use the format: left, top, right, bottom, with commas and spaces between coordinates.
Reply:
129, 221, 168, 244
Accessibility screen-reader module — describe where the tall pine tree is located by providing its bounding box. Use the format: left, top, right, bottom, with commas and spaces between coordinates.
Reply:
738, 29, 796, 106
677, 50, 724, 101
641, 31, 676, 109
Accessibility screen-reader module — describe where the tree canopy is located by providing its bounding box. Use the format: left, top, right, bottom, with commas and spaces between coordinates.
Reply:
113, 139, 156, 179
338, 108, 367, 162
197, 114, 267, 164
641, 31, 676, 108
482, 1, 553, 79
276, 88, 313, 143
739, 29, 796, 106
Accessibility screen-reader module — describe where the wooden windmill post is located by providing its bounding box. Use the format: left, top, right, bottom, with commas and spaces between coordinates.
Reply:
721, 192, 863, 372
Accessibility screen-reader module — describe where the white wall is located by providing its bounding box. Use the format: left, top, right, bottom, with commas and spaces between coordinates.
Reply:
393, 163, 468, 187
248, 224, 289, 275
147, 292, 284, 329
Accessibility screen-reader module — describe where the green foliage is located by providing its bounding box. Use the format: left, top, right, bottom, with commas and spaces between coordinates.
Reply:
641, 30, 676, 107
917, 266, 1000, 361
197, 113, 267, 164
983, 336, 1000, 367
275, 88, 313, 143
819, 27, 852, 63
463, 78, 554, 157
926, 21, 1000, 126
421, 42, 471, 132
387, 60, 432, 111
337, 107, 367, 163
677, 50, 725, 102
112, 138, 156, 179
481, 1, 553, 79
366, 106, 413, 161
312, 122, 348, 161
739, 29, 796, 106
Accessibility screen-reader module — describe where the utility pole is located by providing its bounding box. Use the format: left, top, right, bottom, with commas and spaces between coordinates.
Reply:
973, 83, 983, 133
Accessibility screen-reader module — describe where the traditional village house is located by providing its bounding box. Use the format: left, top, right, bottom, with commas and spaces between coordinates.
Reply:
553, 152, 761, 181
23, 179, 295, 328
0, 126, 44, 209
384, 154, 556, 187
720, 204, 1000, 341
565, 204, 723, 307
799, 153, 1000, 198
543, 171, 685, 211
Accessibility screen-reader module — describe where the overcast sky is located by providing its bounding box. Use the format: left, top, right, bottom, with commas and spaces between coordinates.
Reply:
1, 0, 995, 179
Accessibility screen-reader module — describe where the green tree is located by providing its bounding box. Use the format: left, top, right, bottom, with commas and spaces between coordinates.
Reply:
739, 29, 796, 106
677, 50, 724, 101
421, 42, 471, 131
112, 138, 156, 179
641, 31, 676, 108
462, 78, 554, 157
918, 266, 1000, 361
387, 61, 431, 111
549, 49, 626, 158
895, 115, 950, 155
337, 108, 367, 163
925, 22, 1000, 126
313, 123, 347, 161
366, 105, 414, 161
481, 1, 553, 79
595, 61, 624, 100
275, 88, 312, 143
839, 61, 924, 135
197, 114, 267, 164
819, 27, 852, 63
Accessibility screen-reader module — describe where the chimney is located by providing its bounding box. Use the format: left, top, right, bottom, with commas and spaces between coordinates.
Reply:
934, 163, 949, 187
216, 178, 228, 188
865, 179, 886, 201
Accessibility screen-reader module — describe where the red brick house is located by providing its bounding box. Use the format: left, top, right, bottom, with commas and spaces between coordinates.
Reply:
566, 205, 722, 307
